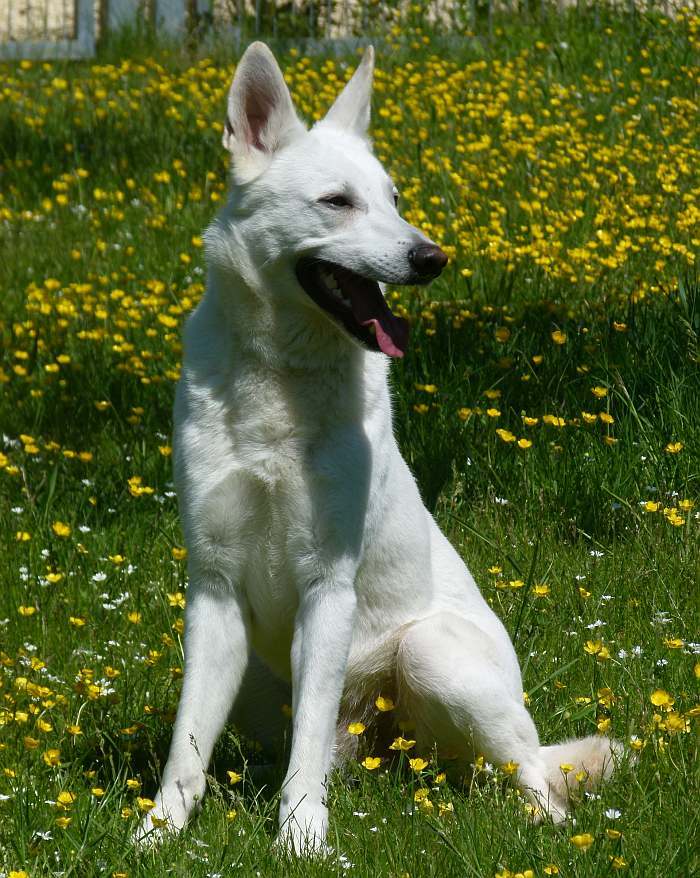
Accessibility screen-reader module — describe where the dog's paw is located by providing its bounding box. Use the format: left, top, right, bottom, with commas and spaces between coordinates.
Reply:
275, 802, 330, 858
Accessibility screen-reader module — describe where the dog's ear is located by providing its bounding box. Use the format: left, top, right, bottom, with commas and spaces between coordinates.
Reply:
323, 46, 374, 138
223, 42, 305, 175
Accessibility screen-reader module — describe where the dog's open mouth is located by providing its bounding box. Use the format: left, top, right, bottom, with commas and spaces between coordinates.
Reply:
296, 258, 409, 358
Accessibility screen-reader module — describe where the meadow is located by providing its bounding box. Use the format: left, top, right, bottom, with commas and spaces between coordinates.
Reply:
0, 5, 698, 876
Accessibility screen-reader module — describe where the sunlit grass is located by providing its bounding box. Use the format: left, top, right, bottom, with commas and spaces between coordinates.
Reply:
1, 5, 698, 877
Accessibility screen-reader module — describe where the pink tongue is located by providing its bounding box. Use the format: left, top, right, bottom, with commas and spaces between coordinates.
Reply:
361, 318, 405, 358
342, 269, 409, 357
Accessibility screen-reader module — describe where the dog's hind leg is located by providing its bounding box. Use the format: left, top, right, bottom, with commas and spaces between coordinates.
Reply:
137, 585, 249, 840
397, 611, 568, 822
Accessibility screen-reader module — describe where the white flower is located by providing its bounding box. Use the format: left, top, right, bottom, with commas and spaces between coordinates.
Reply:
92, 572, 107, 582
605, 808, 622, 819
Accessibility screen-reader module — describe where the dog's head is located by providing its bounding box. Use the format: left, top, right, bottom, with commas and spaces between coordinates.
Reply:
217, 42, 447, 358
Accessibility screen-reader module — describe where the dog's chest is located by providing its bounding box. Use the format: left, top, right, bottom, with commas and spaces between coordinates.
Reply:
225, 371, 325, 484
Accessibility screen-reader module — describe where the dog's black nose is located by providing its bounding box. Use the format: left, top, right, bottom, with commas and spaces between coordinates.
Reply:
409, 244, 448, 279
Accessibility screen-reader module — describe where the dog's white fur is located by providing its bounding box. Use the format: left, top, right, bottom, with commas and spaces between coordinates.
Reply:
140, 42, 619, 854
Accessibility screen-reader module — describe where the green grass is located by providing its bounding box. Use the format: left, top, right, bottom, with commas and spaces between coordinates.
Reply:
1, 5, 699, 877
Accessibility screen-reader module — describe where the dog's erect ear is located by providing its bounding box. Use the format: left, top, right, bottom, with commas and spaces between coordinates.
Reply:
223, 42, 305, 171
323, 46, 374, 138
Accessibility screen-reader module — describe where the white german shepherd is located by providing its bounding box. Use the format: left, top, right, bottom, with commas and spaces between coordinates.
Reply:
140, 42, 619, 854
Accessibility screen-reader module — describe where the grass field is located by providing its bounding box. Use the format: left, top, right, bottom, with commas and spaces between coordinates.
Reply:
1, 5, 699, 877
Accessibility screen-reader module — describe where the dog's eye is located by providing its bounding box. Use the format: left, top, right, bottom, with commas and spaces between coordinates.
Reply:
320, 195, 353, 209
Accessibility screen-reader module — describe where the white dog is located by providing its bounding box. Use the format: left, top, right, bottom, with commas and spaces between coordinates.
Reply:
140, 42, 619, 855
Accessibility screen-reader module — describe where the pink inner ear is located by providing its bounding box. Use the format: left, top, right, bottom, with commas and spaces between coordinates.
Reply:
245, 83, 275, 151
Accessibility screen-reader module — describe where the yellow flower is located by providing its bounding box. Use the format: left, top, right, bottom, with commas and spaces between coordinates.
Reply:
486, 408, 501, 418
495, 327, 511, 342
55, 816, 72, 829
91, 787, 105, 797
361, 756, 381, 770
57, 791, 77, 808
570, 832, 595, 851
457, 407, 472, 420
136, 797, 156, 813
532, 583, 550, 597
226, 809, 237, 821
375, 695, 395, 712
665, 441, 683, 453
389, 736, 416, 751
347, 722, 366, 735
644, 501, 660, 512
18, 606, 37, 617
171, 546, 188, 560
551, 330, 567, 344
227, 771, 242, 784
542, 414, 566, 427
16, 531, 31, 541
496, 429, 516, 442
610, 856, 628, 869
9, 871, 30, 878
650, 689, 674, 709
501, 760, 519, 775
543, 867, 560, 875
664, 712, 689, 734
517, 438, 532, 449
591, 386, 608, 398
52, 521, 71, 537
409, 758, 429, 772
417, 796, 434, 814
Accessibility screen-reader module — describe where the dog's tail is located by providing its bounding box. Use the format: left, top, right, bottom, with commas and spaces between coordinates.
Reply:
540, 735, 622, 802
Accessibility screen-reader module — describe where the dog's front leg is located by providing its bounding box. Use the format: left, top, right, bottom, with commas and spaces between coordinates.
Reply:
137, 584, 249, 840
276, 577, 357, 856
